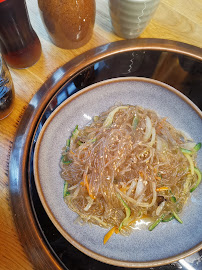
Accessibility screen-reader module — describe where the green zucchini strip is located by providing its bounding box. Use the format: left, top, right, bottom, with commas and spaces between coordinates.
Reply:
132, 115, 139, 130
63, 181, 70, 197
180, 148, 192, 154
116, 193, 131, 231
172, 210, 183, 224
193, 142, 201, 152
161, 213, 174, 222
148, 214, 165, 231
61, 155, 72, 164
190, 167, 201, 192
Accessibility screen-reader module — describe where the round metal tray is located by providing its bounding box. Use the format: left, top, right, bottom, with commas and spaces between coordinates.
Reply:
9, 39, 202, 270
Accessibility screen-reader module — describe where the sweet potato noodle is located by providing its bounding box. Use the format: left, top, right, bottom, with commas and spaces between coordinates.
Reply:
60, 105, 201, 243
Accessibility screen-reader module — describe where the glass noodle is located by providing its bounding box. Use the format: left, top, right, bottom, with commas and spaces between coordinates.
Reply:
60, 105, 201, 244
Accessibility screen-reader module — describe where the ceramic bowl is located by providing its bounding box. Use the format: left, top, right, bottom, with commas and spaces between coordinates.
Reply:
34, 77, 202, 268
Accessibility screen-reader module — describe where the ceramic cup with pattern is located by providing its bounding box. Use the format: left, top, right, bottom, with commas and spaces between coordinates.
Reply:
109, 0, 160, 39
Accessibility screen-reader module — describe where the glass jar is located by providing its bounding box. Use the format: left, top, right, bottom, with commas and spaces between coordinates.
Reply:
38, 0, 95, 49
0, 0, 42, 69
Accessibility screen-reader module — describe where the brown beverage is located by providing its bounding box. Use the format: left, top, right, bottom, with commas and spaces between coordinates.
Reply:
0, 0, 41, 69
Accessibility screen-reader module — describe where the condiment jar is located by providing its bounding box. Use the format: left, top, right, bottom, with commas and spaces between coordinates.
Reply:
0, 0, 42, 69
38, 0, 96, 49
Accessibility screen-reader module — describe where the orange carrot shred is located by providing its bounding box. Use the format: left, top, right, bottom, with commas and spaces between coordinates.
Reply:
156, 186, 170, 192
155, 176, 162, 181
139, 171, 144, 179
141, 214, 148, 219
104, 227, 117, 244
83, 173, 95, 199
119, 187, 127, 193
70, 150, 76, 156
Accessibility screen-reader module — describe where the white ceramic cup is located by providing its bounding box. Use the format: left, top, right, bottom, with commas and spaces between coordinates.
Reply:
109, 0, 160, 39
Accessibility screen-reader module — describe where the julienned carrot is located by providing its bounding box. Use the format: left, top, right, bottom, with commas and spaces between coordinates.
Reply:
155, 176, 162, 181
139, 171, 144, 179
70, 150, 76, 156
104, 226, 117, 244
83, 173, 95, 199
119, 186, 130, 193
156, 186, 170, 192
119, 187, 126, 193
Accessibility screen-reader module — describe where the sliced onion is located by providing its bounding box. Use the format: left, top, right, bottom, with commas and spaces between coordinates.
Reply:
134, 178, 145, 199
116, 182, 157, 208
103, 106, 128, 127
126, 180, 137, 196
68, 183, 79, 190
148, 127, 156, 146
71, 186, 80, 199
156, 200, 165, 215
84, 197, 94, 211
137, 193, 144, 203
156, 135, 162, 152
143, 116, 152, 142
181, 142, 196, 150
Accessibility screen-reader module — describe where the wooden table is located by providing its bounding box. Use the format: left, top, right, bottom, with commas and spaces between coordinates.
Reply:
0, 0, 202, 269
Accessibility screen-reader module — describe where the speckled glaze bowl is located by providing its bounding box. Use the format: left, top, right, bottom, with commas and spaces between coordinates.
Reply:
33, 77, 202, 268
109, 0, 160, 39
